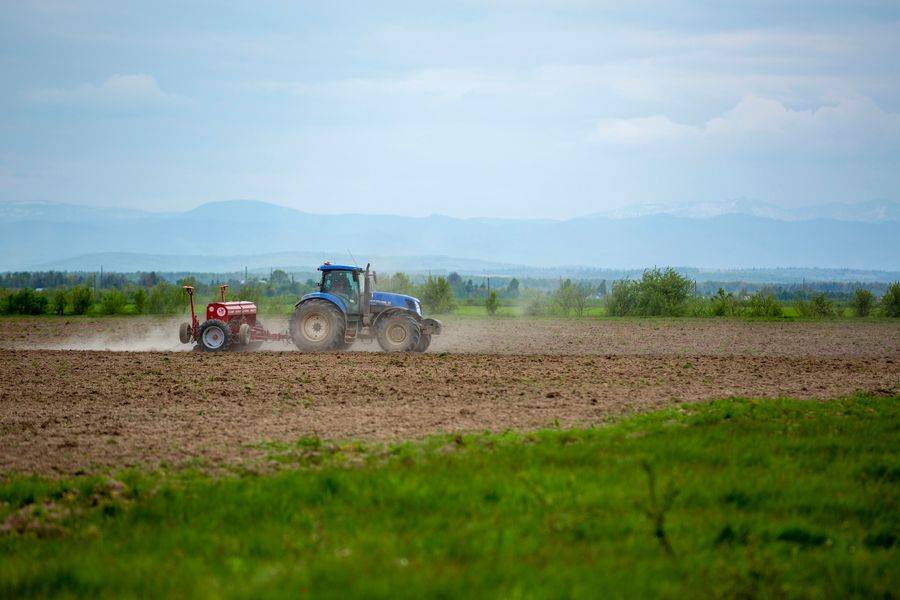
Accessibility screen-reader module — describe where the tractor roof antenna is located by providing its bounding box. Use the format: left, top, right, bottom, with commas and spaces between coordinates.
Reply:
347, 249, 359, 267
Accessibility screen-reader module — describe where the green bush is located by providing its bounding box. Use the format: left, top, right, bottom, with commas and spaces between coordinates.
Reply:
51, 289, 68, 316
485, 291, 500, 315
70, 286, 94, 315
606, 268, 694, 317
553, 279, 591, 317
709, 288, 739, 317
851, 289, 873, 317
1, 288, 49, 315
146, 282, 184, 314
383, 272, 415, 296
606, 280, 639, 317
746, 291, 783, 317
796, 293, 836, 318
881, 282, 900, 317
420, 276, 456, 314
133, 288, 147, 315
100, 289, 127, 315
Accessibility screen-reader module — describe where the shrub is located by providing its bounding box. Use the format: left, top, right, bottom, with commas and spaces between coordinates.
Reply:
606, 268, 694, 317
133, 288, 147, 315
796, 293, 836, 318
523, 294, 550, 316
709, 288, 739, 317
146, 282, 183, 314
851, 289, 873, 317
606, 280, 639, 317
52, 289, 68, 316
384, 272, 415, 296
882, 282, 900, 317
553, 279, 591, 317
1, 288, 49, 315
747, 292, 783, 317
485, 291, 500, 315
420, 276, 456, 314
70, 286, 94, 315
100, 290, 127, 315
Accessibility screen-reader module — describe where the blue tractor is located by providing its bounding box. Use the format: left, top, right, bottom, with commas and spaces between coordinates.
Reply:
289, 262, 442, 352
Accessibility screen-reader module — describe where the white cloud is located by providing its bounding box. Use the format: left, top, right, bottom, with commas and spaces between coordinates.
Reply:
591, 115, 698, 145
27, 74, 182, 109
591, 95, 900, 149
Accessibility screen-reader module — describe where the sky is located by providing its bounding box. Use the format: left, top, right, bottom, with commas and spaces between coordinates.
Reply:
1, 1, 899, 219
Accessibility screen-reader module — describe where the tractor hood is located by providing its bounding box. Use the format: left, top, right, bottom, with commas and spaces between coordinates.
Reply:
371, 291, 422, 315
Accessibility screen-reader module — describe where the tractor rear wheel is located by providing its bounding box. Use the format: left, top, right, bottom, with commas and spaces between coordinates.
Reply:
376, 313, 421, 353
413, 332, 432, 353
197, 319, 232, 352
290, 299, 345, 351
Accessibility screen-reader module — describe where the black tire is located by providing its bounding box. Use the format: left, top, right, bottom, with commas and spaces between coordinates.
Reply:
197, 319, 232, 352
413, 332, 432, 353
376, 312, 421, 353
238, 323, 252, 345
290, 299, 345, 351
178, 322, 192, 344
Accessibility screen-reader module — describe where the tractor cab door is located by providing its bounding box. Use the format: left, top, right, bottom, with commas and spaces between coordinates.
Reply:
321, 270, 361, 314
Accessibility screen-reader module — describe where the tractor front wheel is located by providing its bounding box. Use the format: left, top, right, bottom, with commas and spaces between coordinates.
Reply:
290, 300, 346, 351
376, 313, 421, 353
197, 319, 232, 352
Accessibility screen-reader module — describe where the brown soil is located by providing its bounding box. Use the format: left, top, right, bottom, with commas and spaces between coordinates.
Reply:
1, 317, 898, 474
2, 315, 898, 357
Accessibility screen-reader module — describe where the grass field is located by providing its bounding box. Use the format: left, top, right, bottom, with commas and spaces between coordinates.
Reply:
1, 395, 897, 598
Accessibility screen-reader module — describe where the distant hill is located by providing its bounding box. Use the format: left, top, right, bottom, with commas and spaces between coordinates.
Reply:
593, 198, 900, 222
0, 199, 898, 271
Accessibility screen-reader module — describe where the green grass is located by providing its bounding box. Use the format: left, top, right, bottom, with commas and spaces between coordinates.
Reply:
1, 395, 898, 598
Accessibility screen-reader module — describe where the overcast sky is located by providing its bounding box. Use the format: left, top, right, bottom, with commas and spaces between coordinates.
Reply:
1, 1, 899, 218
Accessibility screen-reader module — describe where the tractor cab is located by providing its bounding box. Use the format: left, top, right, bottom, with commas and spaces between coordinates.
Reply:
318, 263, 366, 313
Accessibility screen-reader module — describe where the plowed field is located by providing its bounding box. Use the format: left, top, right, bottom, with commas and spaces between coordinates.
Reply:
1, 316, 898, 474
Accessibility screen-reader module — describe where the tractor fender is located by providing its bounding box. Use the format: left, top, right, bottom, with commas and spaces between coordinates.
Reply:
295, 292, 348, 314
371, 307, 419, 329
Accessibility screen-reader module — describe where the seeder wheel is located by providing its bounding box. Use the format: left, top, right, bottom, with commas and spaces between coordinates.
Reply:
197, 320, 232, 352
178, 322, 192, 344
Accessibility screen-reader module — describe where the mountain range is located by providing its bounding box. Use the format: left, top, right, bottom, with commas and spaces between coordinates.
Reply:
0, 199, 897, 272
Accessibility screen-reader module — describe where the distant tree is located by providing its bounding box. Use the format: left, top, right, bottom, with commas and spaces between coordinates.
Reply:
386, 272, 414, 296
100, 290, 127, 315
485, 291, 500, 315
146, 282, 182, 314
139, 271, 162, 287
420, 276, 456, 314
796, 293, 836, 318
70, 286, 94, 315
2, 289, 49, 315
850, 289, 873, 317
52, 289, 68, 316
553, 279, 591, 317
133, 288, 147, 315
606, 280, 638, 317
881, 282, 900, 317
598, 280, 607, 297
506, 278, 520, 299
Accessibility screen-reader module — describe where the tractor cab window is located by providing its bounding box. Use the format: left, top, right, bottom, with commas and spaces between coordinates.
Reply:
322, 271, 359, 306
